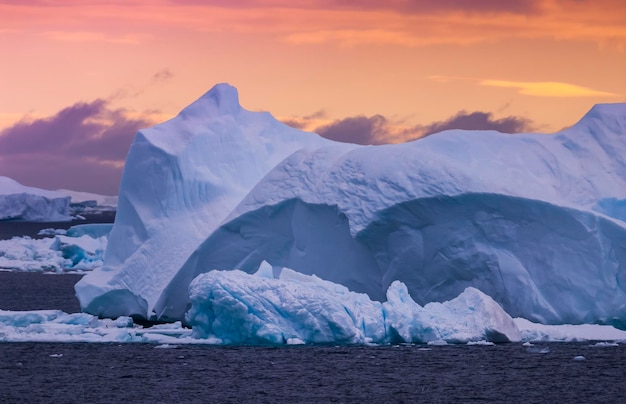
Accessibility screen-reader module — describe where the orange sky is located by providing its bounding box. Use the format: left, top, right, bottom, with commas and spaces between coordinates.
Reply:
0, 0, 625, 193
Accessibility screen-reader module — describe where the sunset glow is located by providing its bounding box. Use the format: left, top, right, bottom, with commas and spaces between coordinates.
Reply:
0, 0, 624, 193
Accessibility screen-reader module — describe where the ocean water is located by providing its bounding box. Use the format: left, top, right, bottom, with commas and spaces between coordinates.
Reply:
1, 221, 626, 402
0, 272, 625, 402
0, 212, 116, 241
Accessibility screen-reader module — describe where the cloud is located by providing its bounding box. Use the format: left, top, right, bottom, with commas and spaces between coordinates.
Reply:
419, 111, 534, 137
0, 100, 155, 194
169, 0, 539, 14
315, 115, 389, 144
152, 68, 174, 83
280, 110, 327, 130
288, 110, 536, 145
480, 80, 621, 97
3, 0, 624, 49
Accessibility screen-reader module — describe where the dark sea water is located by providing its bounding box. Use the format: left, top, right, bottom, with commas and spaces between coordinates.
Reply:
2, 220, 626, 402
0, 211, 116, 241
1, 337, 625, 403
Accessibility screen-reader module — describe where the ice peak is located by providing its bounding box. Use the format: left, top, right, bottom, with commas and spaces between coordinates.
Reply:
572, 103, 626, 135
179, 83, 242, 118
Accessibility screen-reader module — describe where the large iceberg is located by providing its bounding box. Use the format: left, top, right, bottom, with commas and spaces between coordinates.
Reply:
76, 83, 626, 331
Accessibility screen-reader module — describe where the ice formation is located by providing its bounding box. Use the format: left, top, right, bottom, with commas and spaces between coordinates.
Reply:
76, 83, 626, 332
0, 176, 71, 221
0, 309, 196, 343
0, 224, 109, 272
0, 177, 117, 221
75, 84, 334, 318
187, 263, 521, 344
56, 189, 118, 209
3, 266, 626, 344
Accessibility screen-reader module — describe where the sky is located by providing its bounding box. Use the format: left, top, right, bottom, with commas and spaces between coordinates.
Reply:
0, 0, 625, 195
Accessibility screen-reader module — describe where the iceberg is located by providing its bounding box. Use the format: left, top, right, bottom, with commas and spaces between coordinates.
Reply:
76, 83, 626, 331
56, 189, 118, 209
0, 176, 72, 222
0, 176, 116, 221
186, 263, 521, 344
0, 228, 108, 272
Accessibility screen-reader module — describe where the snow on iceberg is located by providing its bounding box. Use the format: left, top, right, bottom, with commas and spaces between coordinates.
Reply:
0, 176, 71, 222
76, 82, 626, 330
186, 263, 521, 344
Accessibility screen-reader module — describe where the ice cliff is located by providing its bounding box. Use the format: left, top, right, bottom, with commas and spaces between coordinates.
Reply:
0, 177, 117, 221
0, 176, 71, 221
76, 83, 626, 330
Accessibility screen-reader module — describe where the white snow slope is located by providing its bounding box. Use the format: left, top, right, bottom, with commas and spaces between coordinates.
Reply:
76, 83, 626, 331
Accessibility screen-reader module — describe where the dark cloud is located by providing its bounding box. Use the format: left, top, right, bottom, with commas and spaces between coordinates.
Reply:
0, 100, 154, 194
315, 115, 388, 145
419, 111, 534, 137
397, 0, 539, 14
292, 110, 535, 145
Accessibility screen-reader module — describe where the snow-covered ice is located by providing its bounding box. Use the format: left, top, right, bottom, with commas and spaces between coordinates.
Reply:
76, 84, 626, 330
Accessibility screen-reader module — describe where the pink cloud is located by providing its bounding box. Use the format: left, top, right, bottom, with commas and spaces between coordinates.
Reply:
0, 100, 155, 194
288, 110, 535, 145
